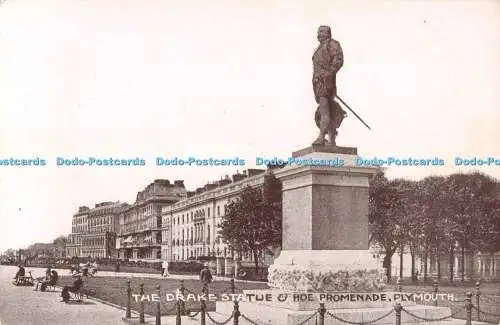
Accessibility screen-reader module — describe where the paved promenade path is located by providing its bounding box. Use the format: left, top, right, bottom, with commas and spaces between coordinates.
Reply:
0, 265, 127, 325
0, 265, 253, 325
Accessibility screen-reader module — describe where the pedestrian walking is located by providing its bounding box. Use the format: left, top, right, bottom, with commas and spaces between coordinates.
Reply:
199, 263, 212, 293
162, 260, 170, 277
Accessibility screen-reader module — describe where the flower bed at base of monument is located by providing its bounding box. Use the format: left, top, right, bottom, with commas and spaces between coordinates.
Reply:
267, 266, 387, 292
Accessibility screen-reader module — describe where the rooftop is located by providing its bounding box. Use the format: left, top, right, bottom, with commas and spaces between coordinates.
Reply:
165, 168, 267, 211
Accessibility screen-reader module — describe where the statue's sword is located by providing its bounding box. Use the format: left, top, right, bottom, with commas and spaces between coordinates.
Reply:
335, 95, 371, 130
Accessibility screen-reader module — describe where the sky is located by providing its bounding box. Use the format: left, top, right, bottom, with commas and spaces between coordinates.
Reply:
0, 0, 499, 253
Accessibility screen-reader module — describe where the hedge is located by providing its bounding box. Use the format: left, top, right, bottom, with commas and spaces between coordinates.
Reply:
168, 261, 204, 274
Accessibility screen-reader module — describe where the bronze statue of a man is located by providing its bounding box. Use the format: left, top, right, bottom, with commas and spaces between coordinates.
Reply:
312, 25, 346, 146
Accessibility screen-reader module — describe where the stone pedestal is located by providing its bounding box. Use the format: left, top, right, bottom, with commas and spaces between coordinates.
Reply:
215, 146, 477, 325
267, 147, 386, 291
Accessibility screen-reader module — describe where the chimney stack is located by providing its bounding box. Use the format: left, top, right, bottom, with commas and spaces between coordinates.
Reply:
232, 172, 247, 183
247, 169, 266, 177
219, 178, 231, 186
205, 183, 218, 191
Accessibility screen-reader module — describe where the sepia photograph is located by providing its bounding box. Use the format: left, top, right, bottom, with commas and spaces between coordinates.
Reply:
0, 0, 499, 324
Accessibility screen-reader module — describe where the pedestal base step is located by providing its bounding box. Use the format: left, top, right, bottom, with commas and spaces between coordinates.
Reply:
216, 302, 482, 325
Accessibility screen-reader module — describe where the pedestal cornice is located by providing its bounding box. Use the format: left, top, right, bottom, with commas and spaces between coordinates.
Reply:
276, 169, 373, 191
293, 145, 358, 157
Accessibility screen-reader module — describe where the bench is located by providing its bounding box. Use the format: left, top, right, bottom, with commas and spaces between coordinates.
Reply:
47, 281, 58, 292
14, 272, 34, 286
40, 280, 58, 292
69, 287, 95, 302
70, 289, 84, 302
33, 274, 58, 292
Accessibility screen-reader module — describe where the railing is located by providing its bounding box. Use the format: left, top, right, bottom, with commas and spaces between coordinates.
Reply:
121, 241, 161, 248
121, 227, 162, 236
395, 279, 500, 323
121, 278, 500, 325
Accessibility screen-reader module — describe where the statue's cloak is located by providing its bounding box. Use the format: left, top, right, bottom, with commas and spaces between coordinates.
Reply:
315, 99, 347, 129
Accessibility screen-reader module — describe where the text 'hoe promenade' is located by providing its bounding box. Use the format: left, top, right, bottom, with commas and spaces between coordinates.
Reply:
2, 23, 500, 325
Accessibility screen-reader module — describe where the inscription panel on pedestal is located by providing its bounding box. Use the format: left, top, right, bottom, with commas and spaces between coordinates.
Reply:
312, 185, 369, 250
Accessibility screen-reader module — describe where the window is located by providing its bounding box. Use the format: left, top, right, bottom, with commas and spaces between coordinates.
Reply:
208, 207, 210, 217
217, 206, 220, 216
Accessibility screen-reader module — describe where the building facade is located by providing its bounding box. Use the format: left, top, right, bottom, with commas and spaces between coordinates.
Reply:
370, 243, 500, 281
161, 169, 272, 270
65, 206, 89, 258
66, 233, 81, 258
117, 179, 187, 262
406, 249, 500, 280
66, 202, 127, 259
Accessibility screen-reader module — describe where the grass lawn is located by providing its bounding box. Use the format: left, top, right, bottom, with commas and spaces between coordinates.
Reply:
388, 280, 500, 324
58, 276, 269, 316
99, 265, 161, 274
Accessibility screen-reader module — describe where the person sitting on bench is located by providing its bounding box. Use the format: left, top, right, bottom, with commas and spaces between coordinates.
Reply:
36, 270, 58, 292
34, 267, 51, 290
13, 265, 25, 284
61, 274, 83, 303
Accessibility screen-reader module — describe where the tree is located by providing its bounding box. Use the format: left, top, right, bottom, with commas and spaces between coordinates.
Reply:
53, 235, 68, 258
440, 172, 498, 282
218, 170, 282, 272
456, 173, 500, 274
478, 196, 500, 254
368, 171, 413, 281
261, 170, 283, 257
53, 235, 67, 246
4, 248, 15, 257
400, 180, 424, 283
414, 172, 499, 282
416, 175, 447, 281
